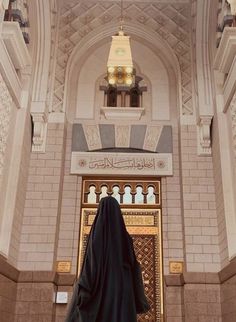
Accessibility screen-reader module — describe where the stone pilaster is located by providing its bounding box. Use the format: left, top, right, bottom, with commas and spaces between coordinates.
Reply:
230, 93, 236, 161
0, 73, 12, 177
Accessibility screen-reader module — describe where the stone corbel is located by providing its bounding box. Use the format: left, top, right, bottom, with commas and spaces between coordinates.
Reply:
197, 115, 213, 156
31, 112, 48, 153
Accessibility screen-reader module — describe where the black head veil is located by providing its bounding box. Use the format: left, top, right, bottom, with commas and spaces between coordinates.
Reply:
65, 196, 149, 322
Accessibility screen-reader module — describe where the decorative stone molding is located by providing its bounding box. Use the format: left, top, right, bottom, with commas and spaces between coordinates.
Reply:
101, 107, 145, 121
82, 124, 102, 151
214, 27, 236, 111
31, 112, 47, 153
72, 123, 173, 154
115, 125, 130, 148
143, 125, 163, 152
197, 115, 213, 156
0, 73, 12, 176
29, 1, 52, 150
195, 0, 214, 117
2, 21, 31, 70
214, 27, 236, 74
230, 94, 236, 161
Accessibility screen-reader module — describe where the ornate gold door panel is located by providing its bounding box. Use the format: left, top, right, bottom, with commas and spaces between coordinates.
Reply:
78, 178, 163, 322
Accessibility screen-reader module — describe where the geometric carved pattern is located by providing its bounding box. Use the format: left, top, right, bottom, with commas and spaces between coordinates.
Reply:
72, 123, 172, 153
144, 126, 163, 152
133, 235, 158, 322
82, 124, 102, 150
115, 125, 131, 148
0, 74, 12, 176
50, 1, 193, 116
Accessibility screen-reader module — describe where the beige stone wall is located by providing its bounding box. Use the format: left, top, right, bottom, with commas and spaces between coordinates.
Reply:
221, 275, 236, 321
184, 283, 221, 321
180, 125, 220, 272
15, 280, 56, 322
164, 273, 223, 322
56, 284, 73, 322
18, 123, 66, 270
211, 115, 229, 269
162, 125, 184, 275
54, 124, 81, 273
0, 272, 16, 322
165, 284, 184, 322
8, 112, 32, 265
56, 123, 82, 274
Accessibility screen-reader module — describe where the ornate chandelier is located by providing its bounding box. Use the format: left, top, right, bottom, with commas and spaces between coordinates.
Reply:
107, 0, 134, 86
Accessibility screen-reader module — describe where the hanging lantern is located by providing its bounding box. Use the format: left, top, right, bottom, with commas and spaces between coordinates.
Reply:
107, 27, 134, 87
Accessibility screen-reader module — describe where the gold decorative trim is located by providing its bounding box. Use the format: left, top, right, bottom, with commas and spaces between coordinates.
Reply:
88, 214, 155, 226
127, 227, 159, 235
56, 261, 71, 273
169, 261, 184, 274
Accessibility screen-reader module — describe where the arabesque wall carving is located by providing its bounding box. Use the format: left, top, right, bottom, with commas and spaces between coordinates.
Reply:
49, 1, 193, 117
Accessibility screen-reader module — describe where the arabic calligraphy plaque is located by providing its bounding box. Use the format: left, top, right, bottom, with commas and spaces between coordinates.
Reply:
71, 152, 173, 176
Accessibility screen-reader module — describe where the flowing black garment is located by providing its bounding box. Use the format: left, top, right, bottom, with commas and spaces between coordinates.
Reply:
65, 196, 149, 322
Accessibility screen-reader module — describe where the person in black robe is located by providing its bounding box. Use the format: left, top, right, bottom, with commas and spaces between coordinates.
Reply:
65, 195, 150, 322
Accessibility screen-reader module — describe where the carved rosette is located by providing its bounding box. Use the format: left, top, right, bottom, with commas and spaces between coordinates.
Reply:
197, 115, 213, 156
31, 113, 48, 152
0, 74, 12, 176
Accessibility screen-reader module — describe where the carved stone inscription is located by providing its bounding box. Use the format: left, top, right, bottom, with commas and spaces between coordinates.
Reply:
71, 152, 173, 176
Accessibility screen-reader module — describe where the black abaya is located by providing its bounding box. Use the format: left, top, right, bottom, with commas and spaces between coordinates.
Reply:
65, 196, 149, 322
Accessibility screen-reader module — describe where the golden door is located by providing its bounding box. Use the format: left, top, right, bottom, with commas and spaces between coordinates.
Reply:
78, 178, 164, 322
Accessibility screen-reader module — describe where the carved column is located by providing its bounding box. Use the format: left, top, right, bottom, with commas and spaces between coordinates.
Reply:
0, 74, 12, 177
